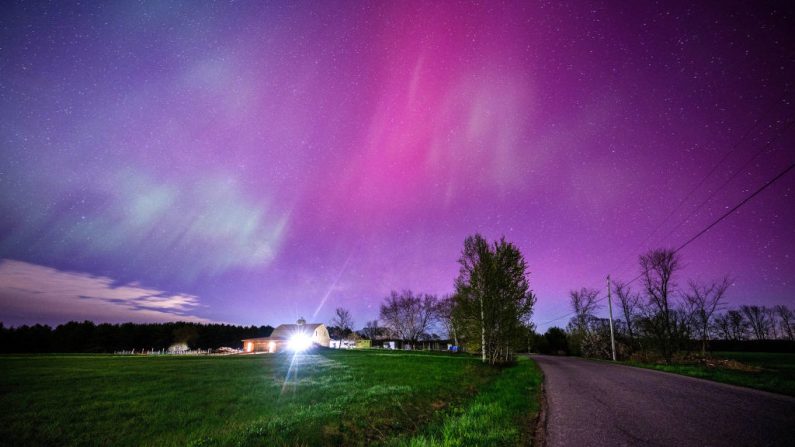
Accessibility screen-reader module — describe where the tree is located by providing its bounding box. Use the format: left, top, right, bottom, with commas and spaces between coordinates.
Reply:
535, 327, 569, 355
566, 288, 601, 356
741, 305, 771, 340
775, 305, 794, 340
436, 294, 460, 346
612, 280, 641, 342
568, 288, 600, 333
712, 312, 733, 341
362, 320, 381, 340
379, 290, 438, 344
579, 318, 616, 359
685, 277, 729, 356
0, 321, 274, 353
172, 325, 199, 349
638, 248, 691, 364
454, 234, 537, 365
331, 307, 354, 340
726, 309, 749, 340
766, 307, 780, 339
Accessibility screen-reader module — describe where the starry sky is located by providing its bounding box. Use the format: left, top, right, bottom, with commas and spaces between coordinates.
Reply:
1, 1, 793, 331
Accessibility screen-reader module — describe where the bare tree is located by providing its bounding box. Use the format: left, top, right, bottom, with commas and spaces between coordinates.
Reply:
740, 305, 771, 340
638, 248, 689, 364
612, 280, 641, 341
331, 307, 354, 340
711, 305, 792, 341
727, 309, 749, 340
685, 277, 730, 356
436, 294, 460, 346
362, 320, 380, 340
379, 290, 438, 345
568, 288, 600, 334
775, 305, 794, 340
766, 307, 780, 339
564, 288, 601, 357
712, 312, 732, 340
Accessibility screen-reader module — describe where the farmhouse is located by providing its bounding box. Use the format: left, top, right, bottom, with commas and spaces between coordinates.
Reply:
242, 318, 330, 353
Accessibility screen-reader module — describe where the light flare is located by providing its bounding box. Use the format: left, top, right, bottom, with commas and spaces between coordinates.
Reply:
287, 332, 312, 352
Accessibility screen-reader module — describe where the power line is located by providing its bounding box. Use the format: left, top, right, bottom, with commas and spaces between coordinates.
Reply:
623, 159, 795, 294
674, 161, 795, 253
573, 110, 791, 307
622, 107, 780, 261
657, 119, 793, 245
537, 158, 795, 327
607, 116, 793, 282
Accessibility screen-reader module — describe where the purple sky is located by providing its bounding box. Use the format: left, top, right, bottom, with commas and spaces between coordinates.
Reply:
1, 1, 794, 331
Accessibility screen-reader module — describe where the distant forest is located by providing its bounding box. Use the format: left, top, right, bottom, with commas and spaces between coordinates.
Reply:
0, 321, 274, 353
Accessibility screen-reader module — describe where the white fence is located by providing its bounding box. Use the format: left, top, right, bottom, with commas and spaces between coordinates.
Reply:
113, 348, 242, 355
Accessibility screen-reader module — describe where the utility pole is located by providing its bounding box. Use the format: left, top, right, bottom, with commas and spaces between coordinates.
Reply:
607, 275, 617, 361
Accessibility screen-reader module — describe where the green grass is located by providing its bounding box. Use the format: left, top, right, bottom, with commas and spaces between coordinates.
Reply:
625, 351, 795, 396
397, 356, 541, 447
0, 350, 541, 446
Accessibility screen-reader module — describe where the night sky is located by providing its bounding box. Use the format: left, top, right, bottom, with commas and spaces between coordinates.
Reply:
1, 1, 793, 331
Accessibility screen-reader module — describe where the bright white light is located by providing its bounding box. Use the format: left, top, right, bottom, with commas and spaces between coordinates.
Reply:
288, 333, 312, 352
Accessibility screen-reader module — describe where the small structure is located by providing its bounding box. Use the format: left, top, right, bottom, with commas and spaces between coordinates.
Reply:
330, 339, 356, 349
242, 318, 330, 353
330, 333, 371, 349
380, 339, 454, 351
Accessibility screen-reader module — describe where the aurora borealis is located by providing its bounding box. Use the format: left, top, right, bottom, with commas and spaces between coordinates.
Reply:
1, 1, 793, 329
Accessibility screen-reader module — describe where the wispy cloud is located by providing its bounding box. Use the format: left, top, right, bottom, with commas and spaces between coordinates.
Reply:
0, 259, 211, 326
0, 168, 289, 284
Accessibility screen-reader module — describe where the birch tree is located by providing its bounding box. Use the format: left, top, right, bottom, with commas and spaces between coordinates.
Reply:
454, 234, 536, 365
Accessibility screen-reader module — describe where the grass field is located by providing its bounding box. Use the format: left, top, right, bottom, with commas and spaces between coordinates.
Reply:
626, 351, 795, 396
0, 350, 541, 446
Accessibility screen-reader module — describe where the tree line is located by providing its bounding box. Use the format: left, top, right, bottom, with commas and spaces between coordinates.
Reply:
0, 321, 274, 353
536, 248, 794, 363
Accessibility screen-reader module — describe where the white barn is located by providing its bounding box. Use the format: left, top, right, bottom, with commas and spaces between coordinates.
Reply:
242, 318, 330, 353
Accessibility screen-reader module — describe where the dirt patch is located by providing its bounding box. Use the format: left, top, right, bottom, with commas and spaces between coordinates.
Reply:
631, 352, 764, 372
695, 357, 762, 372
430, 400, 447, 410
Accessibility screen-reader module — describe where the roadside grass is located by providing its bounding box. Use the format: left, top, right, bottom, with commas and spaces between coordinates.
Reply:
396, 356, 542, 447
0, 350, 541, 446
625, 351, 795, 396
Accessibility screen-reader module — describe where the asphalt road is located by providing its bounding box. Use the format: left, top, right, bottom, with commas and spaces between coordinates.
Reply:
533, 355, 795, 447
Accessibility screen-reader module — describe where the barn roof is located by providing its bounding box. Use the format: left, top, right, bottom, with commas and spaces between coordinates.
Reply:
242, 323, 325, 342
272, 323, 324, 339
